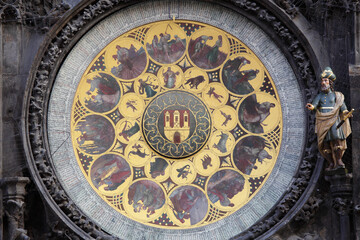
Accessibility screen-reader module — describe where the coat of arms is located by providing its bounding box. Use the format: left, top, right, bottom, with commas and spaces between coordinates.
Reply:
142, 90, 211, 158
163, 109, 191, 143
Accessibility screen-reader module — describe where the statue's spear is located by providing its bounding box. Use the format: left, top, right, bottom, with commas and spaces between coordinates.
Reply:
336, 108, 354, 129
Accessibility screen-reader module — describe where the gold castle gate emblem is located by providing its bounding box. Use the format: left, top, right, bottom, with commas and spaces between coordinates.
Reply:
164, 109, 190, 143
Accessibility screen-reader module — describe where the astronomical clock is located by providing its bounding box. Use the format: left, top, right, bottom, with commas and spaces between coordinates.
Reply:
24, 1, 315, 239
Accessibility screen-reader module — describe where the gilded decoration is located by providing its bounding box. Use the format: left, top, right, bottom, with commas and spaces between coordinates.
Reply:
71, 20, 283, 229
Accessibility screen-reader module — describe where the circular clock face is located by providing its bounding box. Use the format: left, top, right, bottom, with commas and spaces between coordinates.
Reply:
47, 2, 305, 238
69, 19, 282, 228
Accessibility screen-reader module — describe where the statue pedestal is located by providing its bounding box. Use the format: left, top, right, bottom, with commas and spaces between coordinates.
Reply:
324, 168, 348, 176
325, 172, 352, 240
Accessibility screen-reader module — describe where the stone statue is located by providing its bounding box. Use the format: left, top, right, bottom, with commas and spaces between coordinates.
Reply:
306, 67, 353, 171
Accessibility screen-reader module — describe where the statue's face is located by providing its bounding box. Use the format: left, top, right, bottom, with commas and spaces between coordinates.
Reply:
321, 78, 330, 92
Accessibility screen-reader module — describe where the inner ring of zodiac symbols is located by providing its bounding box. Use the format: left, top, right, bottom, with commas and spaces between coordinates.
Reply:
71, 20, 282, 228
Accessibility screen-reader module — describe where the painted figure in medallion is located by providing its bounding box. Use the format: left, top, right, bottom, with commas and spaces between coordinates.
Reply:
191, 35, 213, 58
111, 44, 147, 80
91, 154, 131, 191
220, 110, 232, 127
138, 77, 158, 98
162, 67, 180, 88
128, 180, 165, 217
169, 186, 208, 225
222, 56, 259, 95
233, 136, 272, 175
75, 115, 115, 154
149, 158, 169, 179
185, 74, 206, 89
176, 165, 192, 179
201, 154, 212, 169
146, 33, 186, 64
212, 132, 229, 153
306, 67, 352, 170
207, 170, 244, 207
118, 121, 140, 142
85, 73, 121, 113
189, 35, 227, 69
239, 94, 275, 133
206, 87, 224, 103
128, 144, 149, 159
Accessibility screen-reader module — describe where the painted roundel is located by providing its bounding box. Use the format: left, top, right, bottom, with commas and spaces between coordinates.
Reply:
70, 20, 282, 228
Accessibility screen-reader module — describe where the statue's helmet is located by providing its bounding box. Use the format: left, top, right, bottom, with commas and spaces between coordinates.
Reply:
321, 67, 336, 81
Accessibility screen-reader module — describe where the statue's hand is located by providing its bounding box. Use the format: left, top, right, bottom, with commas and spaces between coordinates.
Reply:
306, 103, 314, 111
343, 109, 354, 118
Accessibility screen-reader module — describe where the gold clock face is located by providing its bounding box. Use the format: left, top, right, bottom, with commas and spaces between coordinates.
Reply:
71, 20, 282, 229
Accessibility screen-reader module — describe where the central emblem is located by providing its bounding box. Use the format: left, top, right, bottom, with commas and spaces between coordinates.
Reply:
163, 109, 191, 143
143, 90, 211, 158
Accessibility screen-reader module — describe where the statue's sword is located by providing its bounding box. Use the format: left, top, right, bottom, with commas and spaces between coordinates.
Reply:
336, 108, 354, 129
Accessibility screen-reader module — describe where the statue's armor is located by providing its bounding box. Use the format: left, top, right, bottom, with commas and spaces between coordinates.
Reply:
312, 90, 347, 141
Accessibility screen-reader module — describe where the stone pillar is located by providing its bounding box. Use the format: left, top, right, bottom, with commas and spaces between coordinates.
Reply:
349, 64, 360, 240
1, 6, 23, 240
325, 172, 353, 240
0, 14, 3, 240
0, 1, 69, 239
0, 177, 30, 240
355, 12, 360, 65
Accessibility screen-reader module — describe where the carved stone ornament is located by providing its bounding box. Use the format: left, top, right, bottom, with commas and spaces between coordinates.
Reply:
273, 0, 299, 18
0, 0, 70, 31
354, 204, 360, 214
320, 0, 360, 13
294, 195, 323, 222
23, 0, 320, 239
333, 197, 353, 216
0, 177, 30, 240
